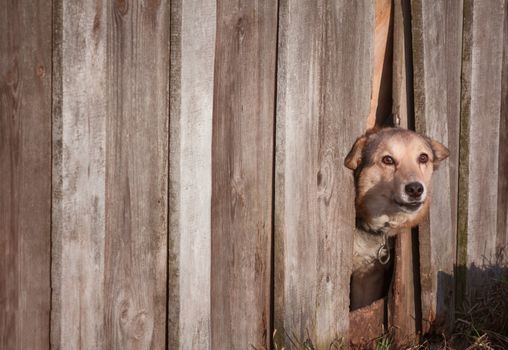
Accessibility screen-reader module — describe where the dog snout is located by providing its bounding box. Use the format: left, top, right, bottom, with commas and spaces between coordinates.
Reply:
405, 182, 424, 199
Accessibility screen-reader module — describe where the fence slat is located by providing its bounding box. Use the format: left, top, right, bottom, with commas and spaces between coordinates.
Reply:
52, 1, 169, 348
367, 0, 393, 128
210, 2, 277, 349
496, 0, 508, 271
275, 1, 373, 346
389, 1, 418, 344
457, 0, 506, 297
168, 0, 215, 348
411, 0, 463, 332
51, 3, 107, 347
0, 1, 51, 348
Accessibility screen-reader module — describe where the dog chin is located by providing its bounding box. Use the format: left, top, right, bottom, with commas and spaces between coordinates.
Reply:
393, 198, 424, 213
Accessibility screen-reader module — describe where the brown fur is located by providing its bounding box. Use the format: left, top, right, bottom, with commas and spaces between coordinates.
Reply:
345, 127, 449, 310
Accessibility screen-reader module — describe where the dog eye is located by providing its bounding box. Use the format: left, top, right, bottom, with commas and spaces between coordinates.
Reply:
382, 155, 395, 165
418, 153, 429, 164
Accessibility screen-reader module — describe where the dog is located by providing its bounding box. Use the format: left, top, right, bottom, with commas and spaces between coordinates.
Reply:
344, 127, 449, 310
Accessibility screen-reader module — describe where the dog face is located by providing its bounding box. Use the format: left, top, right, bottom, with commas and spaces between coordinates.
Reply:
345, 128, 449, 231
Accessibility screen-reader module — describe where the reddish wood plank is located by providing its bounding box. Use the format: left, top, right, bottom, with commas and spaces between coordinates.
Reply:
350, 299, 385, 349
350, 2, 393, 346
275, 1, 374, 346
388, 1, 418, 346
0, 0, 51, 348
210, 1, 277, 349
367, 0, 393, 128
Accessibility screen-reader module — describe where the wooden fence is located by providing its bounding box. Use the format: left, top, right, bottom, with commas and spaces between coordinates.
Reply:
1, 0, 507, 349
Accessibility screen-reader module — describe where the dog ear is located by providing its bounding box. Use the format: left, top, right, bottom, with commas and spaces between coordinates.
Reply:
429, 139, 449, 167
344, 135, 368, 170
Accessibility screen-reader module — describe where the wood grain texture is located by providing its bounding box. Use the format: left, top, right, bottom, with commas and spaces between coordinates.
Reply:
275, 1, 373, 346
51, 2, 107, 347
461, 0, 506, 293
0, 0, 51, 348
52, 1, 169, 348
388, 1, 418, 346
350, 1, 392, 345
496, 0, 508, 268
367, 0, 393, 128
103, 1, 169, 348
168, 0, 215, 348
411, 0, 463, 332
456, 0, 473, 308
391, 0, 410, 129
210, 1, 277, 349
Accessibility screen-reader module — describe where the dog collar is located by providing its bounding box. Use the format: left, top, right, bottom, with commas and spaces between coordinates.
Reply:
356, 219, 391, 264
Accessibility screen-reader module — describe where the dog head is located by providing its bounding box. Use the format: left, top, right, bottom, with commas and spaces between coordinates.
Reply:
344, 128, 449, 232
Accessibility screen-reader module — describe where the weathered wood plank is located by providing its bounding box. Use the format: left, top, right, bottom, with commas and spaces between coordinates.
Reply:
388, 1, 418, 346
0, 1, 51, 348
168, 0, 215, 348
458, 0, 506, 295
51, 2, 108, 346
52, 1, 170, 348
456, 0, 473, 308
350, 1, 393, 346
391, 0, 410, 129
496, 0, 508, 268
275, 1, 373, 346
103, 1, 169, 348
411, 0, 463, 332
210, 1, 277, 349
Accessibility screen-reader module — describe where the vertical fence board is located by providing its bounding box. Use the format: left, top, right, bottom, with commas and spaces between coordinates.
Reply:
411, 0, 462, 332
52, 1, 170, 348
168, 0, 215, 348
392, 0, 410, 128
51, 1, 108, 347
210, 1, 277, 349
389, 1, 418, 344
496, 0, 508, 267
0, 1, 51, 349
367, 0, 393, 128
458, 0, 506, 295
275, 1, 373, 346
104, 1, 169, 348
456, 0, 473, 307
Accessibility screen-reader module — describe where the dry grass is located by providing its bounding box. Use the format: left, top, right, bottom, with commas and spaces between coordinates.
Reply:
407, 275, 508, 350
253, 277, 508, 350
251, 329, 347, 350
445, 276, 508, 350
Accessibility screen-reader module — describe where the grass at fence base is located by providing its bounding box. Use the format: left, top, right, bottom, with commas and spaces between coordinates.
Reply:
446, 276, 508, 350
252, 277, 508, 350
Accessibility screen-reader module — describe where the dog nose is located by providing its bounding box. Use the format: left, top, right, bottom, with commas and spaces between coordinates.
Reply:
405, 182, 424, 198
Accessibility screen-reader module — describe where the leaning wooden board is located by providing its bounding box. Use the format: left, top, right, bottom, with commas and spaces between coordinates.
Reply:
350, 0, 392, 346
389, 1, 418, 344
411, 0, 463, 332
0, 0, 51, 348
168, 0, 215, 348
457, 0, 506, 298
52, 1, 169, 348
275, 0, 373, 346
210, 1, 277, 349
